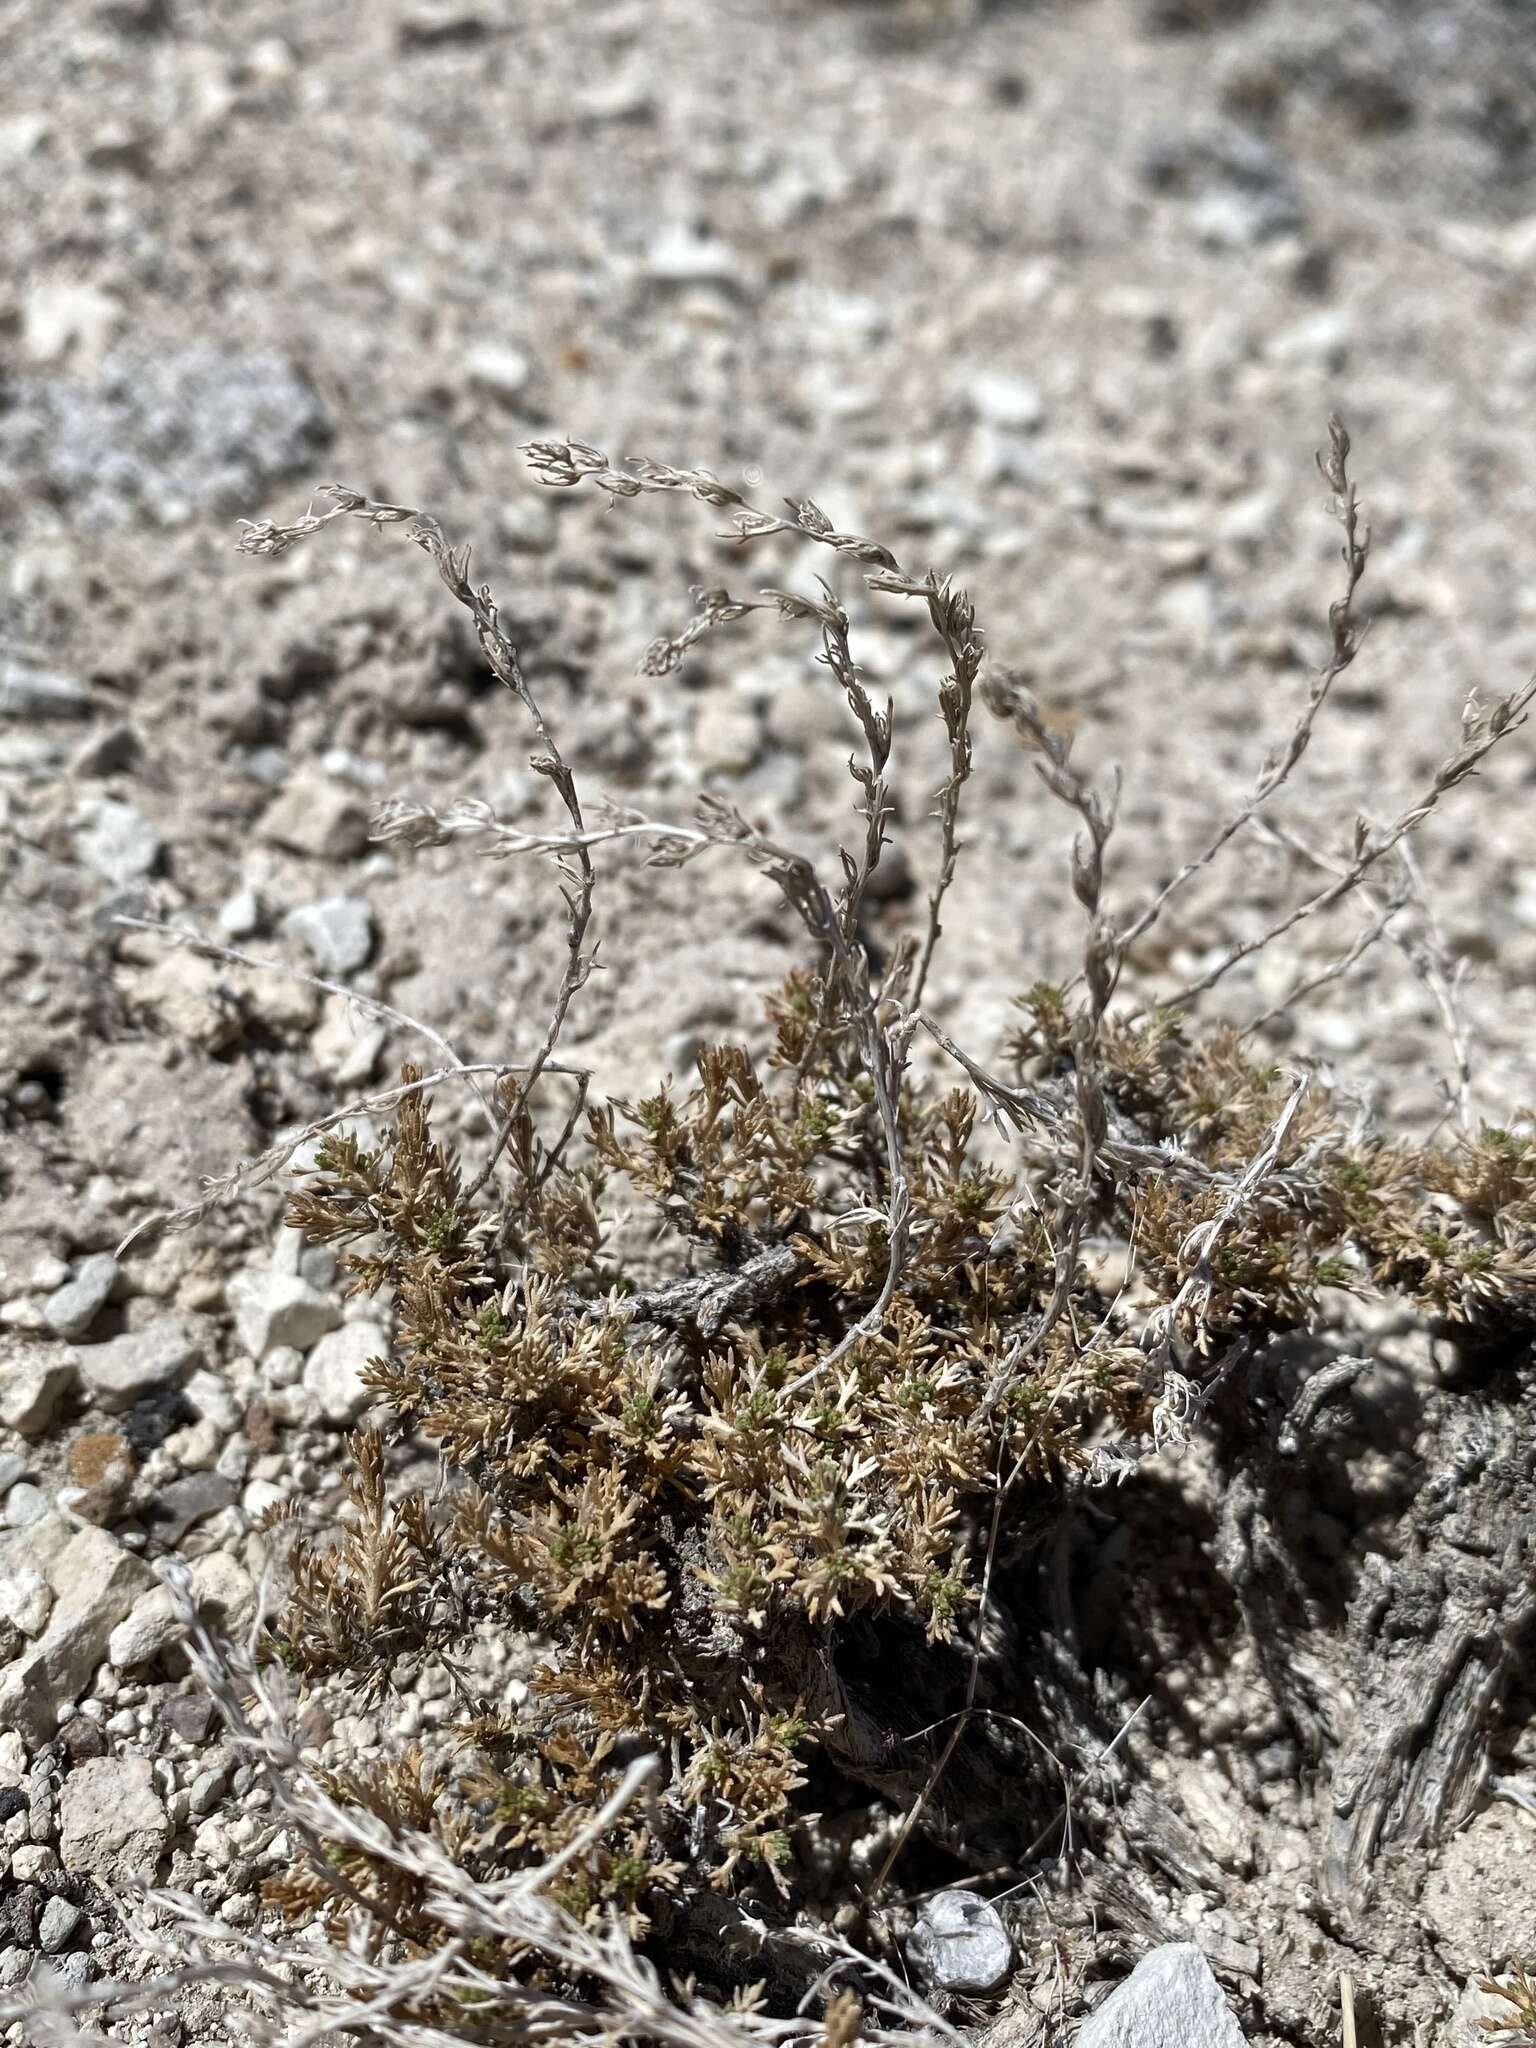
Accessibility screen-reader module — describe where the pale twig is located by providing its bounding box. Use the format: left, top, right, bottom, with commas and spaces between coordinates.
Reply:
1238, 883, 1408, 1040
1165, 674, 1536, 1010
110, 913, 487, 1106
904, 577, 981, 1008
1392, 841, 1477, 1133
1119, 414, 1370, 956
1144, 1072, 1311, 1357
1002, 1694, 1152, 1875
373, 795, 718, 865
1246, 821, 1478, 1126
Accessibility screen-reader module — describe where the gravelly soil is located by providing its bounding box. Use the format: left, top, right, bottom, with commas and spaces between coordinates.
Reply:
4, 3, 1536, 2044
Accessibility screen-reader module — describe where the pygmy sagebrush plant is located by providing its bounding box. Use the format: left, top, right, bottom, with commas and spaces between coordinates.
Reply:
166, 424, 1536, 2026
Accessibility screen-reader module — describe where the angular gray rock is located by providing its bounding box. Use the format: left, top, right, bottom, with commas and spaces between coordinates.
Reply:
282, 894, 375, 975
0, 658, 90, 718
73, 797, 162, 883
259, 777, 371, 860
76, 1314, 202, 1411
2, 1481, 48, 1528
907, 1889, 1013, 1994
227, 1269, 340, 1358
43, 1253, 119, 1340
107, 1552, 255, 1670
38, 1895, 82, 1954
0, 1525, 154, 1741
303, 1321, 388, 1424
142, 1471, 237, 1548
0, 1561, 54, 1639
70, 721, 140, 778
0, 1346, 77, 1434
1074, 1944, 1247, 2048
59, 1755, 169, 1882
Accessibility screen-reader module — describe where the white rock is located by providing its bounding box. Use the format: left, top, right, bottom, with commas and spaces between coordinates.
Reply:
321, 746, 385, 790
12, 1843, 63, 1885
263, 1345, 304, 1389
465, 342, 531, 401
303, 1322, 388, 1424
1, 1483, 47, 1529
43, 1254, 119, 1341
2, 1508, 73, 1581
259, 776, 371, 859
1074, 1944, 1247, 2048
38, 1895, 81, 1954
0, 113, 49, 167
0, 659, 90, 719
181, 1368, 239, 1432
163, 1415, 222, 1471
0, 1347, 77, 1434
247, 34, 295, 81
218, 886, 261, 937
906, 1890, 1012, 1994
965, 370, 1045, 432
272, 1224, 335, 1289
1267, 308, 1352, 366
128, 950, 242, 1053
188, 1551, 258, 1634
0, 1527, 153, 1742
215, 1438, 250, 1484
0, 1563, 52, 1638
647, 223, 744, 291
59, 1755, 168, 1882
77, 1315, 202, 1411
227, 1270, 340, 1358
23, 279, 119, 364
282, 895, 375, 975
311, 993, 386, 1084
107, 1553, 255, 1670
73, 797, 162, 883
106, 1588, 182, 1671
1311, 1013, 1362, 1055
241, 1477, 286, 1518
